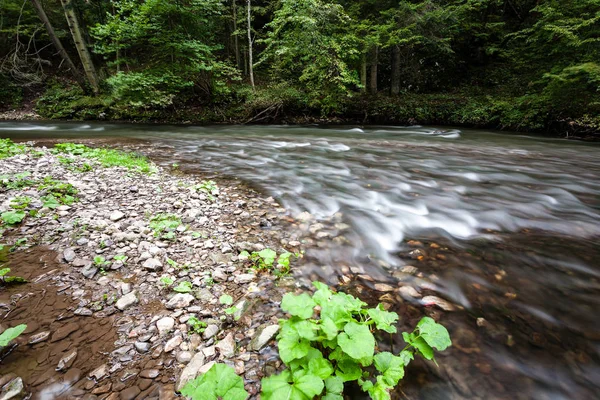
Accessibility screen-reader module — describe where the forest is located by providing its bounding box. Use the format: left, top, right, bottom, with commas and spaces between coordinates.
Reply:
0, 0, 599, 134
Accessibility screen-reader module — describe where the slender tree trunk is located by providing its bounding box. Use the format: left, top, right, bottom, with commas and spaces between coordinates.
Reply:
29, 0, 88, 92
247, 0, 255, 89
60, 0, 99, 94
233, 0, 240, 70
369, 46, 378, 94
391, 45, 400, 95
360, 53, 367, 93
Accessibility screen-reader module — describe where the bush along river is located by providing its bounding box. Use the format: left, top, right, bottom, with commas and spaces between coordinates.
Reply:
0, 122, 599, 400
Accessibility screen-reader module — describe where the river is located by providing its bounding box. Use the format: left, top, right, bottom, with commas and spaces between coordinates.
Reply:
1, 122, 599, 399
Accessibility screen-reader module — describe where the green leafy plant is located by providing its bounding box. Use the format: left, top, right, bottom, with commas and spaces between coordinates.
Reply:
0, 172, 35, 190
160, 276, 174, 287
10, 238, 27, 252
0, 268, 26, 284
0, 139, 27, 160
54, 143, 155, 174
187, 316, 207, 334
219, 294, 238, 316
1, 211, 25, 226
193, 180, 219, 199
181, 363, 248, 399
9, 196, 32, 210
149, 214, 181, 239
93, 255, 111, 267
0, 324, 27, 347
173, 281, 193, 293
240, 249, 297, 276
114, 254, 128, 263
259, 282, 452, 400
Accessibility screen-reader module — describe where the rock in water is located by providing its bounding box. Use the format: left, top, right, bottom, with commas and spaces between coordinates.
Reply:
0, 377, 24, 400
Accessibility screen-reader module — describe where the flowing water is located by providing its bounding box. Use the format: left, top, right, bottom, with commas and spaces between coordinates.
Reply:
1, 122, 599, 399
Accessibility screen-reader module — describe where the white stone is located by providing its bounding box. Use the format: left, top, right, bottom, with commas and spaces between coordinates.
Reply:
176, 353, 205, 391
166, 293, 195, 309
156, 317, 175, 335
216, 333, 235, 358
110, 211, 125, 221
248, 325, 280, 351
116, 292, 138, 310
164, 335, 183, 352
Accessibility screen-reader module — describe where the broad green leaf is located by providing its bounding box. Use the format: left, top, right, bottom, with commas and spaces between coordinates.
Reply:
219, 294, 234, 305
320, 317, 338, 341
417, 317, 452, 351
1, 211, 25, 225
399, 350, 415, 366
173, 281, 193, 293
0, 324, 27, 347
404, 332, 434, 360
367, 376, 392, 400
308, 357, 334, 380
322, 394, 344, 400
290, 319, 320, 340
374, 352, 405, 386
281, 293, 316, 319
367, 304, 399, 333
312, 281, 333, 305
294, 373, 324, 398
277, 329, 312, 363
258, 248, 277, 266
0, 268, 10, 277
335, 357, 362, 382
261, 370, 324, 400
337, 321, 375, 364
180, 363, 248, 400
325, 376, 344, 394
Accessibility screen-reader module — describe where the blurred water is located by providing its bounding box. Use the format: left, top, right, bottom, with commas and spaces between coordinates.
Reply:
2, 122, 599, 399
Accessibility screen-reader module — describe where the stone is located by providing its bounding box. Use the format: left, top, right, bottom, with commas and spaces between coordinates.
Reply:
50, 323, 79, 342
203, 324, 219, 339
116, 292, 138, 311
175, 352, 205, 391
74, 307, 93, 316
72, 258, 91, 268
216, 333, 235, 358
76, 238, 89, 246
89, 364, 108, 380
176, 351, 193, 364
0, 377, 24, 400
399, 285, 421, 299
139, 369, 160, 379
164, 335, 183, 353
421, 296, 455, 311
63, 248, 76, 263
374, 283, 395, 292
110, 211, 125, 222
135, 342, 151, 353
212, 268, 227, 282
121, 283, 132, 295
28, 331, 50, 344
156, 317, 175, 335
166, 293, 195, 309
234, 274, 255, 284
203, 240, 214, 249
142, 258, 163, 271
119, 386, 140, 400
248, 325, 280, 351
56, 349, 78, 371
81, 264, 98, 279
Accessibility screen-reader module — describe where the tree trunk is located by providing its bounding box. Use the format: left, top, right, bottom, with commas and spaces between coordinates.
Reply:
369, 46, 378, 94
29, 0, 88, 92
391, 45, 400, 95
233, 0, 240, 70
247, 0, 255, 89
60, 0, 99, 94
360, 53, 367, 92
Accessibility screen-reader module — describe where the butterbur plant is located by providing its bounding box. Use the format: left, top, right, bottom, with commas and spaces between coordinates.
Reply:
260, 282, 452, 400
240, 249, 297, 275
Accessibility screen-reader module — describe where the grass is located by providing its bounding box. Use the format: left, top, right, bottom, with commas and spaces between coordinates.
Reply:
53, 143, 155, 174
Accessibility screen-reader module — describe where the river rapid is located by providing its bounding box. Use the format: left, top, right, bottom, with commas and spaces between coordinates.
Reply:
2, 122, 599, 399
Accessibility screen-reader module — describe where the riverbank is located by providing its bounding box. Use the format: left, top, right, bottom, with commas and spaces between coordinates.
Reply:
0, 139, 303, 398
2, 85, 598, 141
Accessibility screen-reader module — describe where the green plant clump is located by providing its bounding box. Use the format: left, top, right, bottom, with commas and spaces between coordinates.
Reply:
181, 363, 248, 400
1, 211, 26, 226
149, 214, 182, 240
0, 172, 35, 190
0, 139, 27, 159
0, 324, 27, 347
53, 143, 155, 174
261, 282, 451, 400
240, 249, 297, 276
187, 316, 207, 334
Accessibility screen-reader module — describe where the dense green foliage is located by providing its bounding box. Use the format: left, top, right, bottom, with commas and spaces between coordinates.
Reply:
1, 0, 598, 135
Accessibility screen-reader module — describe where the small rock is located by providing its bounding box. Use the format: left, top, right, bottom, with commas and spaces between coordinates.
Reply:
89, 364, 108, 380
56, 349, 78, 371
76, 238, 89, 246
248, 325, 280, 351
72, 258, 91, 268
166, 293, 195, 309
212, 268, 227, 282
399, 286, 422, 299
121, 283, 132, 295
110, 211, 125, 222
421, 295, 455, 311
116, 292, 138, 311
139, 369, 160, 379
176, 351, 193, 364
156, 317, 175, 335
28, 331, 50, 344
203, 324, 219, 339
216, 333, 235, 358
164, 335, 183, 353
119, 386, 140, 400
204, 240, 215, 249
81, 264, 98, 279
234, 274, 255, 284
142, 258, 163, 271
74, 307, 93, 316
135, 342, 151, 353
0, 377, 24, 400
176, 352, 205, 391
63, 248, 76, 263
374, 283, 395, 292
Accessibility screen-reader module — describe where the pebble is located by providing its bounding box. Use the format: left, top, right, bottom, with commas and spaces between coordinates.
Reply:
119, 386, 140, 400
164, 335, 183, 352
399, 285, 422, 299
142, 258, 163, 271
234, 273, 256, 284
421, 295, 455, 311
89, 364, 109, 380
63, 248, 76, 262
203, 324, 219, 339
110, 211, 125, 221
156, 317, 175, 335
135, 342, 151, 353
28, 331, 50, 344
176, 351, 193, 363
81, 264, 98, 279
166, 293, 195, 309
176, 353, 205, 391
116, 292, 138, 311
216, 333, 235, 358
139, 369, 160, 379
248, 324, 280, 351
56, 349, 78, 371
0, 377, 24, 400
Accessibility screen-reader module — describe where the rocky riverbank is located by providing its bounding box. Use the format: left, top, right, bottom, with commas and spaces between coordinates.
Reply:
0, 140, 303, 399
